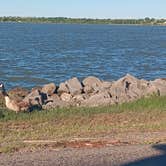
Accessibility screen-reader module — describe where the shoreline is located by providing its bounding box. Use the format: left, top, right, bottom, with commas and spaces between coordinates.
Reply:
0, 74, 166, 111
1, 21, 166, 26
0, 17, 166, 26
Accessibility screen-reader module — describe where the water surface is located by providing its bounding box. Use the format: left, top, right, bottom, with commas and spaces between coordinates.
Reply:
0, 23, 165, 89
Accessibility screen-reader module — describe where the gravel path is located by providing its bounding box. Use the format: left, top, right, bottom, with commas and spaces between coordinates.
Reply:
0, 144, 166, 166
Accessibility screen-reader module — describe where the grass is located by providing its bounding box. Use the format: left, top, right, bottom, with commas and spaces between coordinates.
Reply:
0, 95, 166, 153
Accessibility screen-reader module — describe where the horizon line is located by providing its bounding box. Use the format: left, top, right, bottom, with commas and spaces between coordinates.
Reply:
0, 16, 166, 20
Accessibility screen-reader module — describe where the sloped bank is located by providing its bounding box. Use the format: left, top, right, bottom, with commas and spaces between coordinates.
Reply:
1, 74, 166, 111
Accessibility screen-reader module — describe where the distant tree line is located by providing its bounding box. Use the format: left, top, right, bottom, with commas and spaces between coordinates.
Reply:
0, 16, 165, 25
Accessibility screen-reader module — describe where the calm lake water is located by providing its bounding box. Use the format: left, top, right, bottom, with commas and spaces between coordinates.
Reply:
0, 23, 166, 89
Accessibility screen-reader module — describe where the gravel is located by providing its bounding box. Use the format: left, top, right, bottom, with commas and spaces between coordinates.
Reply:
0, 144, 166, 166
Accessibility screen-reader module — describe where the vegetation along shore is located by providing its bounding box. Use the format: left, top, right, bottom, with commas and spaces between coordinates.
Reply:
0, 17, 166, 25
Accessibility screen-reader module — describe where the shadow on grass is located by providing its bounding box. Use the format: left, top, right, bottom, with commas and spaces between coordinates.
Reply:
0, 110, 5, 118
123, 144, 166, 166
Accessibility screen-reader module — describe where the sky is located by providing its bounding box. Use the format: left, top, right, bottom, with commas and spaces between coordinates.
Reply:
0, 0, 165, 19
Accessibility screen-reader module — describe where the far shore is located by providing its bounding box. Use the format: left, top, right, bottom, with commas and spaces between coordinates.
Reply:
0, 16, 166, 26
1, 21, 166, 26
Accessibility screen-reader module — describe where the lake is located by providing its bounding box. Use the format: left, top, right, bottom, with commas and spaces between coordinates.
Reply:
0, 23, 166, 89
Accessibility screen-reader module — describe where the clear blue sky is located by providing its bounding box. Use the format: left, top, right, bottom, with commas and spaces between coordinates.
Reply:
0, 0, 165, 19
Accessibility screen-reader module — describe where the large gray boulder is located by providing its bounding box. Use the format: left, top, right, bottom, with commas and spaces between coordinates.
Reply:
41, 83, 56, 96
65, 77, 83, 95
82, 76, 102, 87
109, 74, 138, 103
81, 92, 112, 107
151, 78, 166, 96
57, 82, 69, 95
109, 74, 159, 104
82, 76, 102, 94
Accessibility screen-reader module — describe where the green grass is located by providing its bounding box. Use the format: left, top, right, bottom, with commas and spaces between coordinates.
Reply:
0, 96, 166, 153
0, 95, 165, 121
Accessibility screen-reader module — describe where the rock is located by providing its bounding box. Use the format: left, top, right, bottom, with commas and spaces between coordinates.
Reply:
100, 81, 112, 89
65, 77, 83, 95
151, 78, 166, 96
57, 82, 69, 95
8, 87, 29, 101
81, 92, 112, 107
72, 94, 88, 106
82, 76, 102, 94
60, 93, 72, 102
31, 86, 42, 92
108, 74, 138, 103
82, 76, 102, 87
96, 81, 113, 93
43, 92, 70, 110
42, 98, 71, 110
109, 74, 159, 104
23, 89, 43, 106
46, 94, 60, 103
139, 80, 159, 97
3, 75, 164, 111
41, 83, 56, 96
73, 94, 86, 102
83, 86, 94, 94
